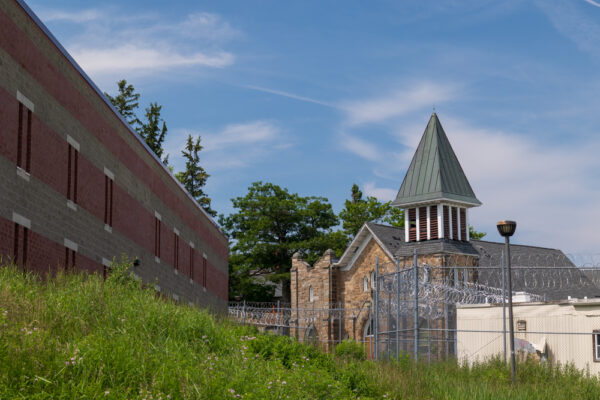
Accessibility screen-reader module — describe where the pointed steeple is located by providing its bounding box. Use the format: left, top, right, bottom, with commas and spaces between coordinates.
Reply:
392, 113, 481, 208
393, 114, 480, 243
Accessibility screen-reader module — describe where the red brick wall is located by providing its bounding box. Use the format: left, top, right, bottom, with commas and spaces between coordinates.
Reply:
0, 8, 227, 259
0, 3, 229, 305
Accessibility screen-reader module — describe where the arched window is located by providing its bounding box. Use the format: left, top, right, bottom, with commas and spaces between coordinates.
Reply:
363, 276, 368, 292
309, 285, 314, 302
370, 271, 376, 289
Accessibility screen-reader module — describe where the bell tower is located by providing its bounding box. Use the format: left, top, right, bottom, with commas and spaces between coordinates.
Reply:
392, 113, 481, 243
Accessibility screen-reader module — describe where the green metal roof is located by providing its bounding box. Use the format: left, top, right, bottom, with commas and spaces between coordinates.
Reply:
392, 113, 482, 208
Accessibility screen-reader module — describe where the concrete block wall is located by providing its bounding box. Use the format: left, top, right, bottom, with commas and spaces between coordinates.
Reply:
0, 0, 228, 312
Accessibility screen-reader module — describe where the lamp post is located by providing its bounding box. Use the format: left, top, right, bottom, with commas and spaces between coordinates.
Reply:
497, 220, 517, 383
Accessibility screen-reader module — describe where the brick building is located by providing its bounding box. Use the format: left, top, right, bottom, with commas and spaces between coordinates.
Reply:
291, 113, 596, 348
0, 0, 228, 311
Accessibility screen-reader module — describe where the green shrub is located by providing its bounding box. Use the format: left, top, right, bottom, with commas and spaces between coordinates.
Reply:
334, 339, 365, 361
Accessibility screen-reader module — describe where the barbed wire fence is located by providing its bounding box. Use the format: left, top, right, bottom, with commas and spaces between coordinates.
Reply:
373, 251, 600, 370
229, 251, 600, 373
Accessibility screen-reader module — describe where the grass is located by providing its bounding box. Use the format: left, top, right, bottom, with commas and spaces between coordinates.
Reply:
1, 260, 600, 399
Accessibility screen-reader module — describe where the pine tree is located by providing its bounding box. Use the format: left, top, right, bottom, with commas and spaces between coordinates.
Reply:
104, 80, 141, 128
175, 135, 216, 217
138, 102, 169, 165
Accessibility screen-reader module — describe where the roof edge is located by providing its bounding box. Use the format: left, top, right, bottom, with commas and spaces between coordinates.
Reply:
13, 0, 225, 238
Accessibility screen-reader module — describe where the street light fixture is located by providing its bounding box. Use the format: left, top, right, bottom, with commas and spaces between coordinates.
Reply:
497, 220, 517, 383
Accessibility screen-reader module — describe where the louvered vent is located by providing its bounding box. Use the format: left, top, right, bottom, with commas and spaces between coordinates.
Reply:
408, 208, 417, 242
430, 206, 438, 239
452, 207, 458, 240
443, 205, 450, 238
419, 207, 427, 240
460, 208, 467, 241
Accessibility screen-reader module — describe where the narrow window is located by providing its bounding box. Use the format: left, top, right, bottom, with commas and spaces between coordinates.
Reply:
26, 110, 31, 172
418, 206, 427, 240
16, 103, 33, 173
66, 144, 79, 203
451, 207, 458, 240
174, 232, 179, 271
594, 331, 600, 362
13, 223, 19, 264
309, 285, 314, 303
443, 205, 450, 238
154, 217, 161, 258
104, 175, 114, 227
430, 206, 438, 239
189, 248, 194, 279
12, 223, 29, 269
363, 276, 368, 292
17, 103, 23, 168
202, 255, 207, 287
370, 271, 376, 289
65, 248, 76, 271
460, 208, 467, 241
22, 228, 28, 267
408, 208, 417, 242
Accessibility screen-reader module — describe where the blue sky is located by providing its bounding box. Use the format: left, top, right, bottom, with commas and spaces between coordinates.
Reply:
27, 0, 600, 255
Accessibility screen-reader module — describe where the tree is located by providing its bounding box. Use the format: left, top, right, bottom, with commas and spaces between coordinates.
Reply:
106, 81, 169, 164
105, 80, 142, 128
339, 183, 404, 237
219, 182, 349, 302
138, 102, 169, 165
469, 226, 487, 240
175, 135, 216, 217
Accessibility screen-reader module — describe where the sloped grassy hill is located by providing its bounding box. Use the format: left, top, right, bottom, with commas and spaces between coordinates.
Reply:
1, 262, 600, 399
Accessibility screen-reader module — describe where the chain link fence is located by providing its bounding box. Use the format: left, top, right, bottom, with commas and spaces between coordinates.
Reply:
229, 252, 600, 374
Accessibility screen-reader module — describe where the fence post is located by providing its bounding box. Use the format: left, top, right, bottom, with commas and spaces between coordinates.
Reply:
242, 300, 246, 326
374, 257, 379, 360
277, 300, 281, 335
413, 248, 419, 362
387, 288, 392, 359
501, 250, 507, 364
339, 302, 342, 346
395, 259, 400, 360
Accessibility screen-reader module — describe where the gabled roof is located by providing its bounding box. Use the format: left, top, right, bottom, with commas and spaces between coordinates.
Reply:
334, 222, 600, 300
334, 223, 400, 270
472, 240, 600, 300
392, 113, 481, 208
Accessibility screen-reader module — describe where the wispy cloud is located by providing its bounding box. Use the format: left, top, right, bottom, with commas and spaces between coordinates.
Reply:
341, 82, 458, 126
392, 115, 600, 253
169, 121, 288, 171
583, 0, 600, 7
40, 9, 103, 23
38, 7, 238, 79
363, 182, 397, 202
72, 46, 233, 75
339, 134, 381, 162
535, 0, 600, 59
244, 85, 336, 108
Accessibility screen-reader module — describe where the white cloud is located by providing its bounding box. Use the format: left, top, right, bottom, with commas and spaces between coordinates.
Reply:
339, 134, 381, 162
400, 116, 600, 254
38, 7, 238, 78
535, 0, 600, 59
169, 121, 288, 172
341, 82, 458, 126
71, 45, 233, 75
363, 182, 397, 202
583, 0, 600, 7
40, 9, 103, 23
